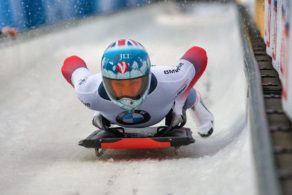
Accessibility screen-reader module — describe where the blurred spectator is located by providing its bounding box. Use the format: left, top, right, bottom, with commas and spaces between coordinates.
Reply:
0, 27, 17, 39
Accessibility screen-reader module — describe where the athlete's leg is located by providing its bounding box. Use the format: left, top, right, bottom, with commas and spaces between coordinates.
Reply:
184, 88, 214, 137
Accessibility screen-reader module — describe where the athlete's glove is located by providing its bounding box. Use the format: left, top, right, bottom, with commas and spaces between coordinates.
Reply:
155, 111, 186, 137
169, 111, 186, 129
92, 113, 110, 130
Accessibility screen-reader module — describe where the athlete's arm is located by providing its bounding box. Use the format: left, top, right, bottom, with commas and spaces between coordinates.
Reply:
61, 55, 91, 87
61, 55, 101, 110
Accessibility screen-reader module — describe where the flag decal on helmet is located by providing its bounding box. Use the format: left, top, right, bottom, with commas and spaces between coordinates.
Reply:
107, 39, 144, 49
116, 62, 129, 74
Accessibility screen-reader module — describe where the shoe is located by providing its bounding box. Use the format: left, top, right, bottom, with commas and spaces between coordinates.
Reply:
198, 127, 213, 137
190, 98, 214, 137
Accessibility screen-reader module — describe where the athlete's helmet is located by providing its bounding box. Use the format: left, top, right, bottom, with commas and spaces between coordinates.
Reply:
101, 39, 151, 111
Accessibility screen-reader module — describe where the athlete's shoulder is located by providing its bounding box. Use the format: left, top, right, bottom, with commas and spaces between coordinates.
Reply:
151, 62, 191, 83
75, 73, 108, 111
151, 64, 176, 80
75, 73, 102, 94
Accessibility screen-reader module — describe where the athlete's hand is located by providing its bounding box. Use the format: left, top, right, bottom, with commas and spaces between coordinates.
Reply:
169, 111, 186, 128
92, 114, 103, 129
155, 111, 185, 136
92, 113, 110, 130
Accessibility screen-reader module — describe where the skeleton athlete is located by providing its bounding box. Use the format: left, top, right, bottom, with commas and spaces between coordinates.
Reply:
61, 39, 214, 137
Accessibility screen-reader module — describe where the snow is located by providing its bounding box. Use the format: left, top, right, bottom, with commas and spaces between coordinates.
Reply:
0, 2, 257, 195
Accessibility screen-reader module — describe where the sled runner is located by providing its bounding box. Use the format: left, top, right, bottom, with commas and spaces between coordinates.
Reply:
78, 127, 195, 156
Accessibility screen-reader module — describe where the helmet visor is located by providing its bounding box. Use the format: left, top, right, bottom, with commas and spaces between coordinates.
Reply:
103, 75, 149, 100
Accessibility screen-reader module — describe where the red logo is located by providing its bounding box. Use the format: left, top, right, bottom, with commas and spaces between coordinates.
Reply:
116, 62, 129, 73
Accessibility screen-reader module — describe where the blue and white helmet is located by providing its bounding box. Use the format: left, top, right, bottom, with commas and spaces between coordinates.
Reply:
101, 39, 151, 111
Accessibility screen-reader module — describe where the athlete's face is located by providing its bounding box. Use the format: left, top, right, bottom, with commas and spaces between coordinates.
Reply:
109, 77, 143, 99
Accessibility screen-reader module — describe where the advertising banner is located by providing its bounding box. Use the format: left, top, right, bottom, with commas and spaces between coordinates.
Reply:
281, 0, 292, 120
256, 0, 265, 38
268, 0, 281, 72
272, 0, 282, 73
0, 0, 147, 31
265, 0, 273, 56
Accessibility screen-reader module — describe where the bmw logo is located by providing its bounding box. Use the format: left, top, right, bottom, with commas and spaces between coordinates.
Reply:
116, 110, 151, 125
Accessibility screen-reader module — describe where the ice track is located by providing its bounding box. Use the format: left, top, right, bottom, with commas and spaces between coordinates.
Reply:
0, 3, 257, 195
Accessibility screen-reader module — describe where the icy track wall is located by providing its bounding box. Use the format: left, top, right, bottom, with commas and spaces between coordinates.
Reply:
0, 0, 148, 31
237, 5, 281, 195
0, 3, 257, 195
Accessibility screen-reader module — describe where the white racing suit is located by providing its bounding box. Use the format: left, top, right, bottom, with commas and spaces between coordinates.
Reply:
61, 46, 214, 136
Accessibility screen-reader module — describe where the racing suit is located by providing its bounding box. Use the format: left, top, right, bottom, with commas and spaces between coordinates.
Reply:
61, 46, 214, 135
